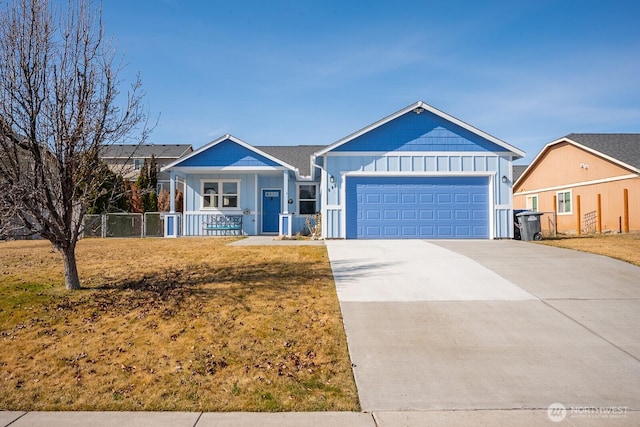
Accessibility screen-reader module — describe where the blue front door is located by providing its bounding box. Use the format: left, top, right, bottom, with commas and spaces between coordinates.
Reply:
262, 189, 281, 233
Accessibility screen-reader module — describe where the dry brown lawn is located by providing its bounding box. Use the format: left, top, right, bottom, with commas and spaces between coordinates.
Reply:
0, 237, 359, 412
537, 232, 640, 267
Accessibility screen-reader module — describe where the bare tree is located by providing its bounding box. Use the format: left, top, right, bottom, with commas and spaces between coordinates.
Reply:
0, 0, 149, 290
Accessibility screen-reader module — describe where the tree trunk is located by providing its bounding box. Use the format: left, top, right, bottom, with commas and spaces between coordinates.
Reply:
61, 246, 81, 290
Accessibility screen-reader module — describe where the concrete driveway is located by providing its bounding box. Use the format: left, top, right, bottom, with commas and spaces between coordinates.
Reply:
326, 239, 640, 419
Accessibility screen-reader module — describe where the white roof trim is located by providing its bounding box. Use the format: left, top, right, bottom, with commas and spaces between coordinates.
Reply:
314, 101, 525, 158
161, 134, 298, 173
167, 166, 290, 173
514, 174, 638, 195
343, 171, 494, 177
514, 136, 640, 188
322, 150, 517, 157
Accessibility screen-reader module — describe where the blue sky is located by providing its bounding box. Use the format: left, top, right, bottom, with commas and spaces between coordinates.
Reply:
100, 0, 640, 164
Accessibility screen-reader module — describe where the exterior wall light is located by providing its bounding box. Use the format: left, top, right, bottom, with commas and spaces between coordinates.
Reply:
501, 175, 508, 184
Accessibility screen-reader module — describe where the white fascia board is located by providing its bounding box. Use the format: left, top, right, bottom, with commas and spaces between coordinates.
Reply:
418, 102, 525, 159
323, 151, 515, 157
178, 146, 194, 157
229, 136, 299, 172
514, 174, 639, 196
343, 171, 494, 177
161, 134, 231, 171
314, 101, 526, 159
161, 134, 298, 173
315, 101, 423, 156
566, 139, 640, 174
169, 166, 290, 174
514, 136, 640, 188
513, 138, 561, 188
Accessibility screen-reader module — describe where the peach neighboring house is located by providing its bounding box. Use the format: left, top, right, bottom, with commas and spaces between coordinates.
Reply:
513, 134, 640, 234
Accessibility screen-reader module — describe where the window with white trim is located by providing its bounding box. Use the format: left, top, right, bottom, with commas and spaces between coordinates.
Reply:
202, 180, 239, 209
526, 195, 538, 211
557, 190, 572, 214
134, 158, 144, 170
298, 184, 317, 215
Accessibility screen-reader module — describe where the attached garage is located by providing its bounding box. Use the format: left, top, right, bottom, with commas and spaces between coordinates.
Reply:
315, 101, 525, 239
345, 176, 490, 239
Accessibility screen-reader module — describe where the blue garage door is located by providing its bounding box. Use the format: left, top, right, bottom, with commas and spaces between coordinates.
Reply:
346, 176, 489, 239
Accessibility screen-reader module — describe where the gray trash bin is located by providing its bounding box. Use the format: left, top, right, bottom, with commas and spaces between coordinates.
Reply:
516, 211, 543, 241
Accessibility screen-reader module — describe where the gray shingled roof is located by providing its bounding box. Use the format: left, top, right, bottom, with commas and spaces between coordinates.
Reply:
512, 165, 528, 182
566, 133, 640, 170
258, 145, 325, 177
101, 144, 193, 159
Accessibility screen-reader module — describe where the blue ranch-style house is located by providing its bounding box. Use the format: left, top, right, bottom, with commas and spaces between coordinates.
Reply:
162, 101, 525, 239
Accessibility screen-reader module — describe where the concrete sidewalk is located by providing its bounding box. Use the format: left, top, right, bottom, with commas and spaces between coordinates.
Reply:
4, 410, 638, 426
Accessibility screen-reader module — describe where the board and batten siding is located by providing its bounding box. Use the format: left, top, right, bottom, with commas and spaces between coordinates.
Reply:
179, 171, 317, 236
321, 153, 514, 239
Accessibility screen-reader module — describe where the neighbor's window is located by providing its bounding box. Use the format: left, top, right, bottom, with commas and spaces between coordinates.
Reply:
299, 184, 317, 214
134, 158, 144, 170
202, 180, 239, 209
526, 195, 538, 211
557, 190, 572, 214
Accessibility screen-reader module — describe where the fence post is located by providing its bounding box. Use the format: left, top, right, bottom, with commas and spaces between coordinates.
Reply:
101, 214, 106, 238
553, 194, 557, 235
576, 195, 581, 236
623, 189, 629, 233
597, 193, 602, 234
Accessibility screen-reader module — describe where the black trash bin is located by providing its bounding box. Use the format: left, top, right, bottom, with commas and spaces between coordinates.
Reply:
516, 211, 543, 241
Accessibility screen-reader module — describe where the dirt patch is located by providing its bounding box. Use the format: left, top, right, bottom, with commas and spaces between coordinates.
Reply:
537, 233, 640, 267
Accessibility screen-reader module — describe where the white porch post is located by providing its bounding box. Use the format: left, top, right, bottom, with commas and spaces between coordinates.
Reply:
282, 170, 289, 214
169, 170, 176, 213
164, 170, 179, 238
321, 164, 327, 239
279, 170, 293, 237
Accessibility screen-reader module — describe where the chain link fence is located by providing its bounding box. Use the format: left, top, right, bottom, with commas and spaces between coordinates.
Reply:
83, 213, 166, 238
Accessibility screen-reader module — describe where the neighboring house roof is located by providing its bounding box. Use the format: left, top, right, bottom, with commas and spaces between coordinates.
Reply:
515, 133, 640, 187
315, 100, 525, 158
162, 134, 299, 174
101, 144, 193, 159
565, 133, 640, 170
512, 165, 528, 182
257, 145, 325, 177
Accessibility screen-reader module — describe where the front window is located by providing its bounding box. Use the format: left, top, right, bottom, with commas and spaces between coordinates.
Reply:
526, 195, 538, 211
222, 182, 238, 208
299, 184, 317, 214
557, 190, 572, 214
134, 158, 144, 170
202, 180, 239, 209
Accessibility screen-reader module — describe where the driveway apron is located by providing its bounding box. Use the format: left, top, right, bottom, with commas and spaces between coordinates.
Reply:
326, 239, 640, 412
